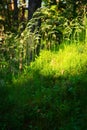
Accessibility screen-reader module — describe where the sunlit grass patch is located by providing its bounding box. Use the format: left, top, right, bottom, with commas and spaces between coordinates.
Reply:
30, 43, 87, 79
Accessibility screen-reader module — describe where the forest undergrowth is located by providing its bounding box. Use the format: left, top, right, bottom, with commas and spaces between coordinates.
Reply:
0, 4, 87, 129
0, 41, 87, 130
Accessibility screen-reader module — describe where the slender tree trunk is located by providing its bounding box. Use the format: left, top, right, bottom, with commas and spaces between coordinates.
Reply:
21, 0, 26, 21
72, 0, 77, 18
13, 0, 18, 24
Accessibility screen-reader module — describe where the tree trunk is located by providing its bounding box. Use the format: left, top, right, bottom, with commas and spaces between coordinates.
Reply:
27, 0, 42, 62
28, 0, 42, 20
21, 0, 26, 21
72, 0, 77, 18
13, 0, 18, 23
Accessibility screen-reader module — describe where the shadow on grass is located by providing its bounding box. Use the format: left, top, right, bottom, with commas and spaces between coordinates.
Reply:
0, 69, 87, 130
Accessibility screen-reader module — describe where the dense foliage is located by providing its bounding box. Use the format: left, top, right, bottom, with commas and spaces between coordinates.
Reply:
0, 43, 87, 130
0, 0, 87, 130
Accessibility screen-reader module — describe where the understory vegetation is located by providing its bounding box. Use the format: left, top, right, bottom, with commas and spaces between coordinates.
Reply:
0, 1, 87, 130
0, 42, 87, 130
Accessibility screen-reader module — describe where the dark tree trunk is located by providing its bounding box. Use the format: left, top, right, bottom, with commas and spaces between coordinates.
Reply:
28, 0, 42, 20
72, 0, 77, 18
21, 0, 26, 21
13, 0, 18, 23
27, 0, 42, 32
27, 0, 42, 62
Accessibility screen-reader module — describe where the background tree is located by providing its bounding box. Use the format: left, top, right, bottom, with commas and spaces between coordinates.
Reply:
13, 0, 18, 23
28, 0, 42, 20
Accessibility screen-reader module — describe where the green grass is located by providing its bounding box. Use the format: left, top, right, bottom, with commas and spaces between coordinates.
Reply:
0, 42, 87, 130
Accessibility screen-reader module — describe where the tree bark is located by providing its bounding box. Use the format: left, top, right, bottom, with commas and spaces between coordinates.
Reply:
21, 0, 26, 21
27, 0, 42, 61
13, 0, 18, 23
28, 0, 42, 20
